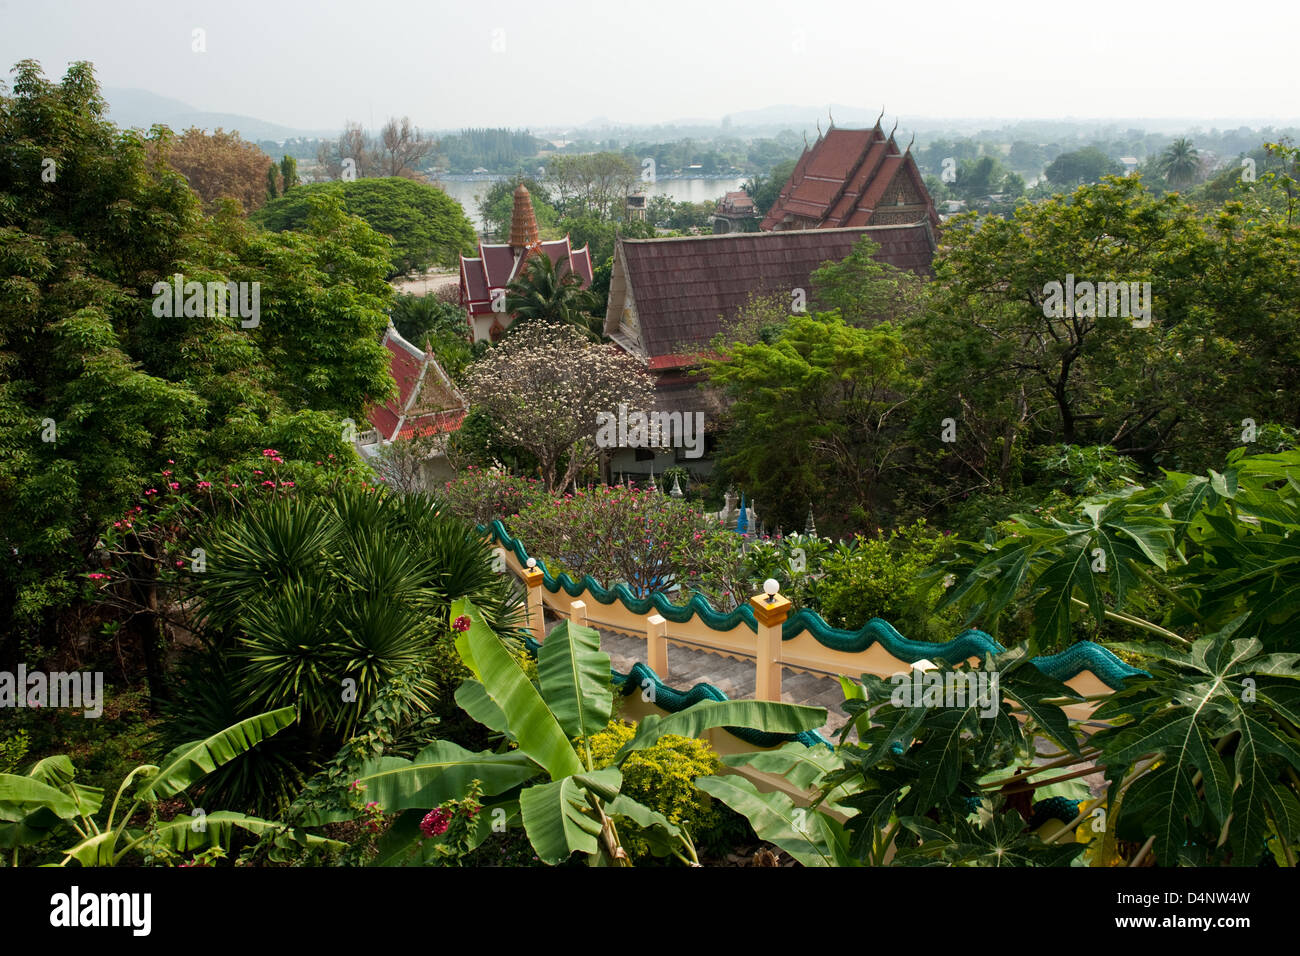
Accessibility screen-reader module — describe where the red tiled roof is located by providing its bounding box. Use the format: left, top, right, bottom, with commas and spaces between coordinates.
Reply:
609, 223, 935, 361
760, 124, 938, 231
365, 326, 469, 441
460, 238, 594, 317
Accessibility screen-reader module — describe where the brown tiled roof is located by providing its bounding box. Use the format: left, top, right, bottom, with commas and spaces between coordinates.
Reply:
760, 123, 938, 231
609, 223, 935, 361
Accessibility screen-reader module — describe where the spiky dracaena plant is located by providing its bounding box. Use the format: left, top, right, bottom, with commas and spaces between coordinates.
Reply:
162, 486, 525, 816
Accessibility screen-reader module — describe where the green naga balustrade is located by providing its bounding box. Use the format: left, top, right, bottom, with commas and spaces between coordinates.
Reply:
478, 519, 1147, 715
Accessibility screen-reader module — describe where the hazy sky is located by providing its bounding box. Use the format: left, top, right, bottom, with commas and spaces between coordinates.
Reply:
3, 0, 1298, 130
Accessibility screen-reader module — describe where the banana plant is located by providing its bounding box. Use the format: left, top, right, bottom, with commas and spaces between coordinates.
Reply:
342, 597, 828, 866
0, 707, 339, 866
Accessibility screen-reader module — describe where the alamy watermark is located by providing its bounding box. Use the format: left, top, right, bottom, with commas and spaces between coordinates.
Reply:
1, 664, 104, 717
889, 664, 1000, 719
151, 274, 260, 328
1042, 274, 1151, 328
595, 403, 705, 459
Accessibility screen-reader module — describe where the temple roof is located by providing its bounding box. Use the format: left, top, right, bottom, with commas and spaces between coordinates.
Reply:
760, 123, 939, 231
603, 222, 936, 366
460, 238, 593, 318
460, 180, 594, 319
365, 325, 468, 442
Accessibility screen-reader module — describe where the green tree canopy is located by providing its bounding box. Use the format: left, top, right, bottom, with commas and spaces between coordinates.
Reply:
0, 59, 395, 663
1044, 146, 1123, 186
254, 177, 477, 276
705, 312, 916, 533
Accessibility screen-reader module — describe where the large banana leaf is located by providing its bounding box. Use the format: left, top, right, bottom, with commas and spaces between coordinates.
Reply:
301, 739, 538, 827
719, 743, 858, 812
518, 771, 617, 864
454, 679, 513, 739
536, 619, 612, 740
452, 597, 582, 780
616, 700, 827, 762
136, 706, 298, 801
696, 774, 848, 867
0, 774, 83, 822
158, 812, 347, 854
604, 794, 686, 858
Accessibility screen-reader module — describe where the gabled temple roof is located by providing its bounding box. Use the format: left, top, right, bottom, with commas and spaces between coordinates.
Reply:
603, 222, 936, 366
366, 324, 468, 442
460, 238, 593, 318
760, 123, 939, 231
459, 182, 594, 321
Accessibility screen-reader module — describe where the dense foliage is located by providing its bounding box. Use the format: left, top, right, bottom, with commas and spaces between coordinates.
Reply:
254, 177, 476, 275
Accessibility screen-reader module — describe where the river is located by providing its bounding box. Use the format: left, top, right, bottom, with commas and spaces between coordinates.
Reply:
436, 175, 748, 230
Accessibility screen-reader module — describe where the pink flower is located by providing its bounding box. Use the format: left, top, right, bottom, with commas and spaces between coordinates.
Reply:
162, 470, 172, 477
145, 488, 157, 496
175, 560, 184, 567
230, 483, 240, 489
88, 572, 107, 580
281, 481, 295, 488
452, 615, 471, 633
262, 480, 275, 487
197, 481, 211, 490
168, 482, 179, 491
420, 808, 451, 838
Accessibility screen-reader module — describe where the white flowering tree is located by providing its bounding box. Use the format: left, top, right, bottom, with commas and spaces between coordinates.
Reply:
463, 321, 656, 492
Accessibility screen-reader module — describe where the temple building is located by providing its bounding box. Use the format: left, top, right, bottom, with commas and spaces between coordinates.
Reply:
712, 190, 758, 234
458, 183, 594, 342
760, 120, 939, 232
601, 222, 936, 479
358, 324, 468, 484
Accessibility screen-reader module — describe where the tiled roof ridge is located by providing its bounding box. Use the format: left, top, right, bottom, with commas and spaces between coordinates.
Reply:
620, 220, 932, 245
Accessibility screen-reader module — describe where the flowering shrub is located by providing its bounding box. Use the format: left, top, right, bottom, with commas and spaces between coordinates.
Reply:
462, 321, 657, 491
438, 466, 544, 527
577, 718, 723, 863
509, 483, 748, 604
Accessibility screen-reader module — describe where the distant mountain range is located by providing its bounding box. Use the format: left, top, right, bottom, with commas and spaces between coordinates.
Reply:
101, 86, 1299, 145
103, 87, 335, 141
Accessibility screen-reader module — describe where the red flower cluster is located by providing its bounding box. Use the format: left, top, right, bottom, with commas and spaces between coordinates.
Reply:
452, 615, 471, 633
420, 808, 452, 838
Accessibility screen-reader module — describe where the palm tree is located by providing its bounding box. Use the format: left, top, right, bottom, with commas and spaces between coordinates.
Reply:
503, 250, 601, 340
1158, 138, 1201, 189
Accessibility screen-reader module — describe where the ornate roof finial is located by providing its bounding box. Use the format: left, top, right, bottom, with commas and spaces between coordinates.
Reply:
905, 131, 916, 154
888, 118, 899, 141
875, 105, 886, 129
802, 130, 809, 149
815, 118, 822, 138
828, 105, 834, 128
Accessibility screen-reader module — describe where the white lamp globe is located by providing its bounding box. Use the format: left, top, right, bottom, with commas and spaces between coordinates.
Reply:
526, 558, 537, 570
763, 578, 780, 598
